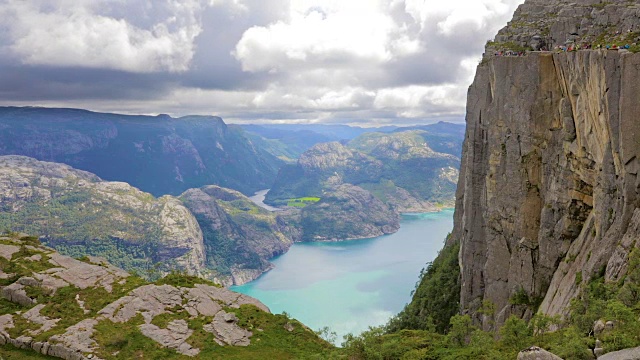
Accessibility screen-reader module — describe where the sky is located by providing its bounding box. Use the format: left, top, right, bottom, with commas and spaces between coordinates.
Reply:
0, 0, 525, 126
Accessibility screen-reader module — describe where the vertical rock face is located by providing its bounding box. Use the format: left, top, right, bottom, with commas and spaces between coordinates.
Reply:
456, 49, 640, 325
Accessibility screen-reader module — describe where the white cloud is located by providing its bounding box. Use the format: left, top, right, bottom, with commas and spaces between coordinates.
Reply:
229, 0, 524, 122
234, 1, 396, 73
0, 0, 526, 124
2, 0, 210, 73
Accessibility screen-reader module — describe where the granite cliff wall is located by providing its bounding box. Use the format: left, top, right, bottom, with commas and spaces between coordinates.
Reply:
455, 47, 640, 326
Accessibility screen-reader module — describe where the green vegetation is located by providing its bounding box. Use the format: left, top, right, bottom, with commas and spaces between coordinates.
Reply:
155, 271, 220, 288
0, 185, 165, 276
341, 247, 640, 359
387, 241, 460, 333
181, 185, 293, 279
0, 344, 57, 359
287, 197, 321, 208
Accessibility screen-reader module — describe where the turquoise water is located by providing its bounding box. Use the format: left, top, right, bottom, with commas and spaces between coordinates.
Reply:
232, 210, 454, 342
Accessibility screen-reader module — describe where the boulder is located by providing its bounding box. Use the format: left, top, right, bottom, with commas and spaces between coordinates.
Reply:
518, 346, 563, 360
204, 310, 252, 346
598, 346, 640, 360
593, 320, 605, 335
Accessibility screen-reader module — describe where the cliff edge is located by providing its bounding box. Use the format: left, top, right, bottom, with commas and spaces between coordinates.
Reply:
455, 0, 640, 327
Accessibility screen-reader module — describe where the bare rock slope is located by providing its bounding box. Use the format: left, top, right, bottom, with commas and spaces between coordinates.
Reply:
0, 234, 328, 359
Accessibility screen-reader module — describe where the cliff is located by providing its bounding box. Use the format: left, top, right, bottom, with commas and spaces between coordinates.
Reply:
454, 0, 640, 327
0, 233, 330, 359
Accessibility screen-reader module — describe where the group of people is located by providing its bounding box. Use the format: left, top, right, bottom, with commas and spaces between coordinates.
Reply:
555, 43, 632, 52
493, 50, 528, 57
493, 42, 634, 57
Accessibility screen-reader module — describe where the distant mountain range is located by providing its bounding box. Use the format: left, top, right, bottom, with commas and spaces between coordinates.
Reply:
266, 129, 462, 216
0, 107, 284, 197
239, 122, 465, 161
0, 106, 465, 285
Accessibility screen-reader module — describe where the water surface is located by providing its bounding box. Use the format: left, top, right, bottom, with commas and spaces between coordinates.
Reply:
232, 210, 454, 341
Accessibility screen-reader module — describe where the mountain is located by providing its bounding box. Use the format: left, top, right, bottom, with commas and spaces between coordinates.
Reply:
180, 186, 298, 285
0, 156, 297, 286
0, 233, 331, 359
0, 156, 207, 279
297, 184, 400, 241
266, 129, 461, 214
0, 107, 284, 197
239, 122, 464, 161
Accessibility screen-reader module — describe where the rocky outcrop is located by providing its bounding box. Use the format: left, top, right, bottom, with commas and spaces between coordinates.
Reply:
488, 0, 640, 54
0, 233, 326, 359
454, 0, 640, 327
0, 155, 206, 278
598, 346, 640, 360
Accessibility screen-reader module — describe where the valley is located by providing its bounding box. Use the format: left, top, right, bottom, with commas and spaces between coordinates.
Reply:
6, 0, 640, 359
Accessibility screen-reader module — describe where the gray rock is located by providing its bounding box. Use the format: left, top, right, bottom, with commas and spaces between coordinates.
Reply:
98, 284, 184, 323
518, 346, 563, 360
598, 346, 640, 360
605, 321, 615, 330
1, 282, 36, 306
49, 319, 99, 355
204, 311, 253, 346
22, 304, 60, 335
139, 319, 200, 356
0, 244, 19, 260
594, 320, 605, 335
456, 45, 640, 325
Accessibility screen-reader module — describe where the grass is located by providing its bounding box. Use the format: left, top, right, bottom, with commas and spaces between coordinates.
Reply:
0, 343, 57, 359
287, 197, 321, 208
155, 271, 220, 288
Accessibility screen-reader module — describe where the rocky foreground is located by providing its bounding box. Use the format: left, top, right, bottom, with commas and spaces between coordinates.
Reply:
0, 233, 329, 359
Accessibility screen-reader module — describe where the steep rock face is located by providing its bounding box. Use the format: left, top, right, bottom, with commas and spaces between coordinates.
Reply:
0, 156, 206, 276
456, 48, 640, 325
0, 107, 284, 196
180, 186, 295, 286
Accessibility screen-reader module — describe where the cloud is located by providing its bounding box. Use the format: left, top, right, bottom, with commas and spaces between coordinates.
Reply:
0, 0, 526, 125
1, 0, 210, 73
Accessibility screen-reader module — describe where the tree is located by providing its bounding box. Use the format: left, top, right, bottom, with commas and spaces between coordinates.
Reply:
530, 313, 560, 341
448, 315, 474, 346
500, 315, 530, 350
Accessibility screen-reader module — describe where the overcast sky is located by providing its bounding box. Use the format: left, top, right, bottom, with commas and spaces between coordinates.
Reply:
0, 0, 525, 126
